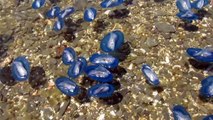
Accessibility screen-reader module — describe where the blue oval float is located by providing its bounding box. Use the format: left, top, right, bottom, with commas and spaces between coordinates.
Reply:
172, 105, 191, 120
201, 76, 213, 86
89, 53, 119, 68
176, 0, 191, 13
191, 0, 210, 9
200, 76, 213, 98
186, 47, 213, 63
141, 64, 160, 86
84, 7, 97, 22
100, 30, 124, 52
77, 57, 87, 67
55, 77, 80, 96
88, 84, 114, 98
176, 11, 198, 22
46, 6, 61, 19
100, 0, 124, 8
62, 47, 76, 65
53, 18, 65, 32
58, 7, 75, 19
67, 57, 87, 78
203, 115, 213, 120
85, 65, 113, 82
32, 0, 46, 9
11, 56, 30, 81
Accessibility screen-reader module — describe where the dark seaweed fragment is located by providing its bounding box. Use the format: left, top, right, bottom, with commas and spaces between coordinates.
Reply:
29, 66, 47, 89
108, 8, 130, 19
93, 19, 109, 33
0, 66, 16, 86
99, 92, 123, 105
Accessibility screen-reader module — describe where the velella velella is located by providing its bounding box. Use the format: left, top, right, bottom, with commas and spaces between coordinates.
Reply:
85, 65, 113, 82
11, 56, 30, 81
84, 7, 97, 22
176, 0, 197, 22
199, 76, 213, 98
191, 0, 210, 9
176, 0, 210, 22
77, 57, 87, 68
186, 47, 213, 63
67, 57, 87, 78
100, 30, 124, 53
141, 64, 160, 86
100, 0, 124, 8
53, 18, 65, 32
46, 6, 61, 19
201, 76, 213, 86
32, 0, 46, 9
6, 0, 213, 117
88, 84, 115, 98
58, 7, 75, 19
31, 0, 126, 32
55, 77, 80, 96
176, 0, 192, 13
62, 47, 76, 65
176, 11, 199, 21
203, 115, 213, 120
172, 105, 192, 120
89, 53, 119, 69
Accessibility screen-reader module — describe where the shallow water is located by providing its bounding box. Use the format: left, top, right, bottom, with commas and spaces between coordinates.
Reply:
0, 0, 213, 120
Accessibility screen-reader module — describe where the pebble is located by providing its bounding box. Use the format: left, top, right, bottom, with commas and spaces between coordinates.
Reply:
161, 33, 172, 39
41, 108, 54, 120
155, 22, 176, 33
146, 38, 159, 47
74, 0, 88, 10
97, 113, 105, 120
132, 56, 146, 65
154, 10, 168, 17
0, 30, 14, 43
24, 40, 34, 48
23, 22, 33, 34
0, 45, 8, 58
0, 114, 9, 120
49, 58, 57, 66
